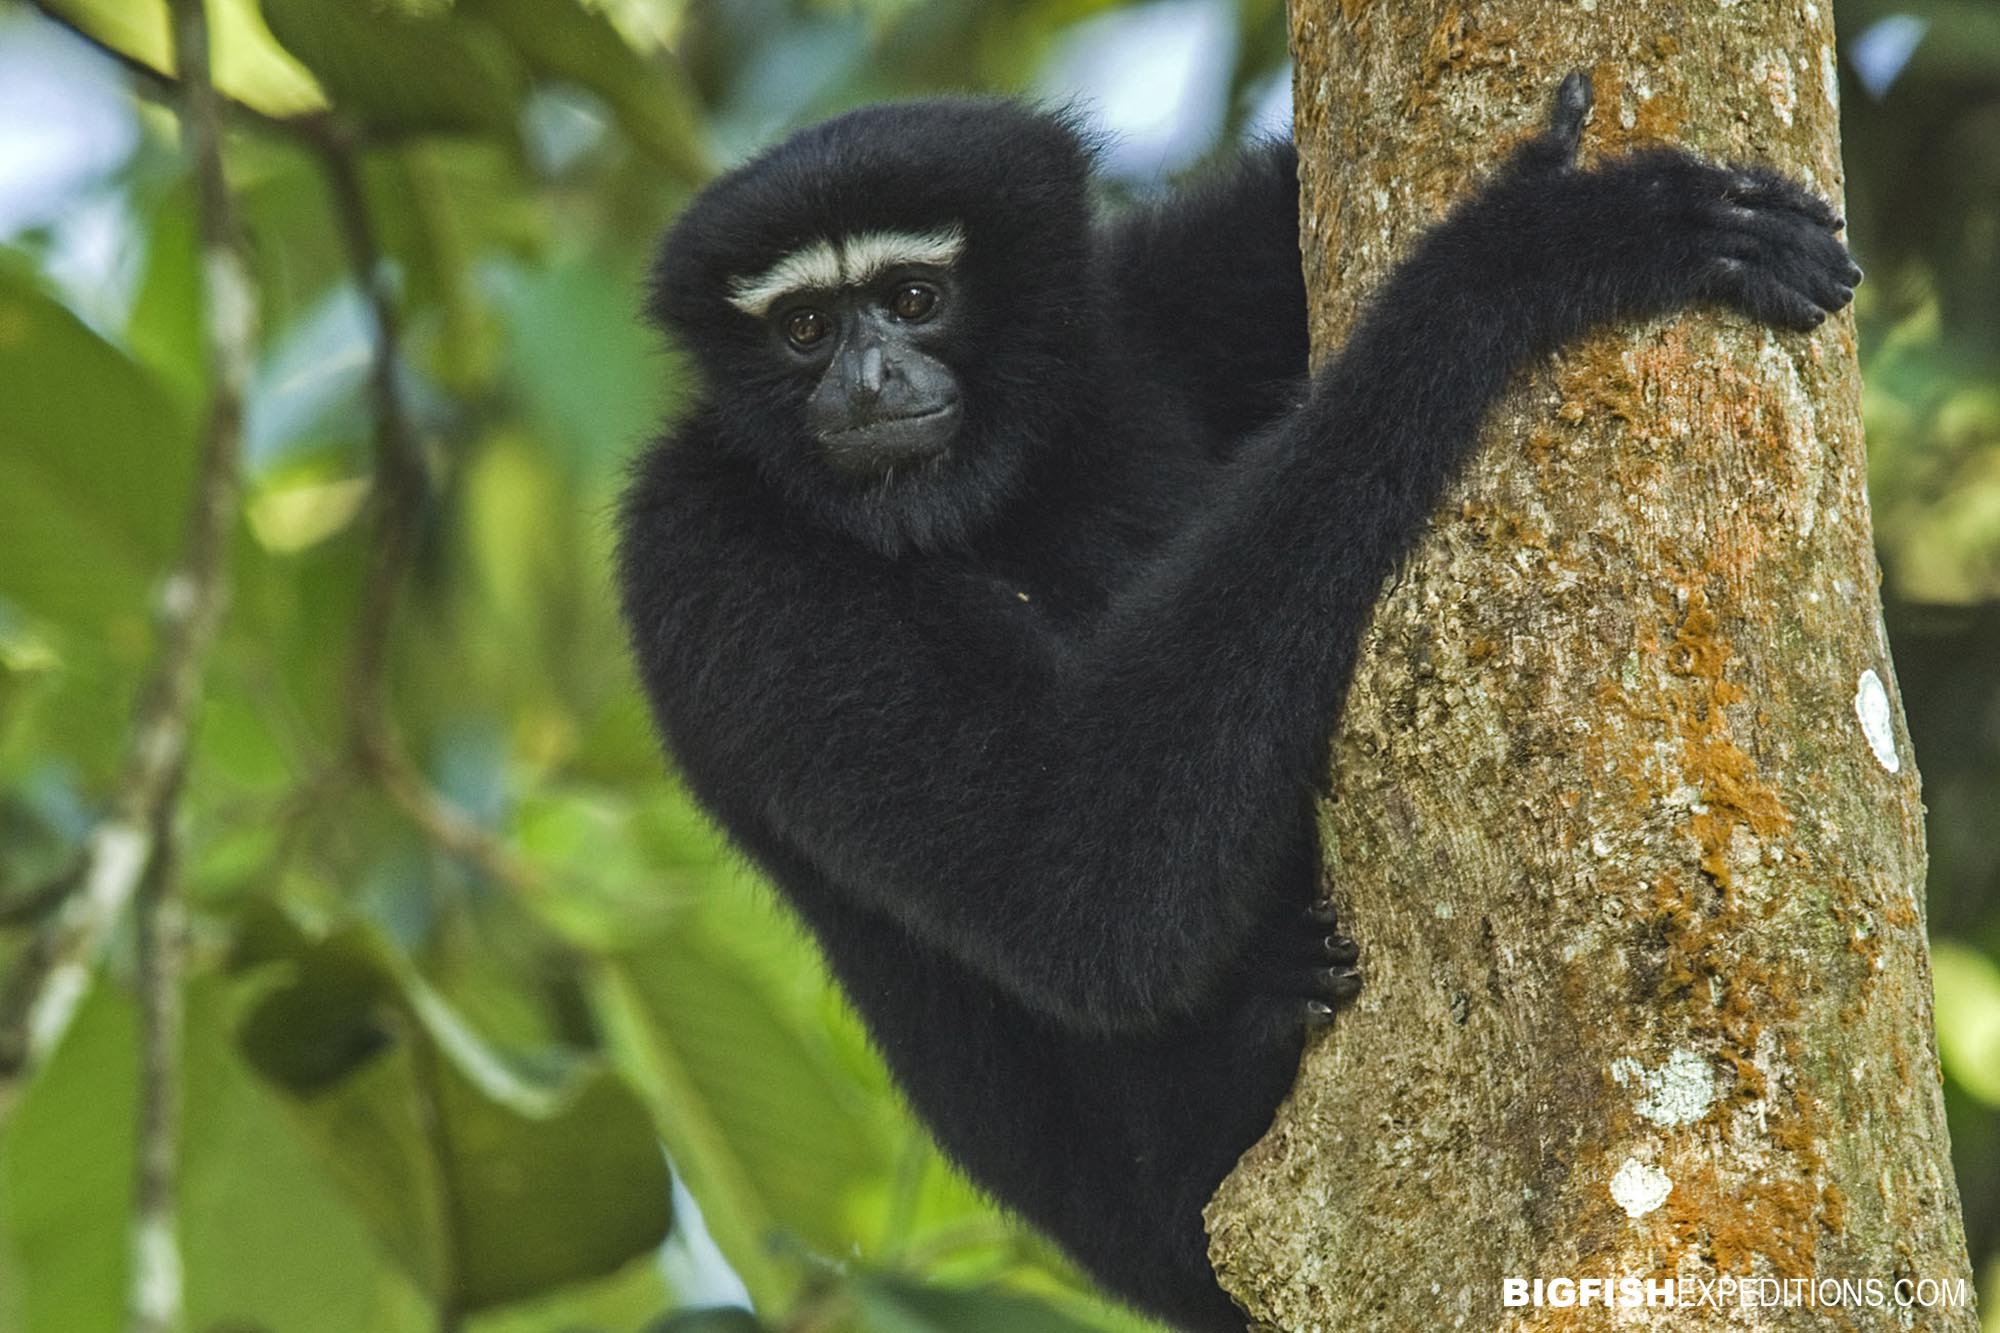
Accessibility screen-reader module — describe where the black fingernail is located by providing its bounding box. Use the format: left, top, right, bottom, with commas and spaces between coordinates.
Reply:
1304, 999, 1336, 1027
1306, 900, 1338, 925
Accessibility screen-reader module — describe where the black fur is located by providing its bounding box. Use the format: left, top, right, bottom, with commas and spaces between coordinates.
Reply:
618, 80, 1857, 1331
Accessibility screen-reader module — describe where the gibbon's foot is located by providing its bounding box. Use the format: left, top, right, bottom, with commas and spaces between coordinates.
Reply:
1547, 70, 1593, 159
1514, 70, 1594, 175
1293, 899, 1362, 1028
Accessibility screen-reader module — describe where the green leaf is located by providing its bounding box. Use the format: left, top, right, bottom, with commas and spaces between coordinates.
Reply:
122, 175, 206, 404
588, 914, 893, 1311
510, 788, 685, 948
0, 266, 195, 627
0, 983, 138, 1333
495, 256, 668, 489
459, 0, 713, 183
232, 912, 674, 1311
180, 978, 435, 1332
259, 0, 524, 140
0, 977, 432, 1333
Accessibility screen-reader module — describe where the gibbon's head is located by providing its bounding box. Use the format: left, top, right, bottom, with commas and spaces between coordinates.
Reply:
648, 99, 1101, 554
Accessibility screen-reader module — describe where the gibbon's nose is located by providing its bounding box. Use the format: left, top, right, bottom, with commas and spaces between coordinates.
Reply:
854, 343, 887, 401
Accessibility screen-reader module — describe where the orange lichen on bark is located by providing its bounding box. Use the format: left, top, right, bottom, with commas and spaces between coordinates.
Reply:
1404, 6, 1521, 118
1555, 336, 1644, 428
1665, 588, 1793, 892
1638, 866, 1842, 1275
1587, 60, 1690, 152
1421, 6, 1518, 85
1596, 578, 1849, 1281
1460, 497, 1551, 549
1663, 1163, 1823, 1277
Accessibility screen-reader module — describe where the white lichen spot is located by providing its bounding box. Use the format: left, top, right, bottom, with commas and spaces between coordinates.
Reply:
1579, 0, 1596, 10
1758, 52, 1798, 126
1434, 902, 1455, 920
1610, 1159, 1673, 1218
1854, 668, 1899, 772
1822, 44, 1840, 112
1610, 1047, 1717, 1126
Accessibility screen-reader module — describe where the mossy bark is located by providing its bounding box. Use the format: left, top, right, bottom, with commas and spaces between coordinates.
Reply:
1204, 3, 1978, 1329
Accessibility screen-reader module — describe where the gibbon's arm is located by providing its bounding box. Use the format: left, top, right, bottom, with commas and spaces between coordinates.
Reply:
1058, 77, 1858, 1006
635, 78, 1857, 1037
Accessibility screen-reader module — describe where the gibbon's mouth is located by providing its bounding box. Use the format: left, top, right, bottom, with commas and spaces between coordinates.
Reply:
819, 399, 963, 473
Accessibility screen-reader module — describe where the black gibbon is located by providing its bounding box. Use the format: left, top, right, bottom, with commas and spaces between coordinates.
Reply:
617, 76, 1858, 1330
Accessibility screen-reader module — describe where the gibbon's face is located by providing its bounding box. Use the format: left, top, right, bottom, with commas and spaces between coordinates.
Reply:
727, 227, 967, 476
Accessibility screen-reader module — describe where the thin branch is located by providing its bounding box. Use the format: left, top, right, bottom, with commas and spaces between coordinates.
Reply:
0, 0, 253, 1150
367, 738, 543, 900
131, 5, 249, 1328
314, 136, 428, 739
130, 806, 185, 1333
310, 129, 548, 901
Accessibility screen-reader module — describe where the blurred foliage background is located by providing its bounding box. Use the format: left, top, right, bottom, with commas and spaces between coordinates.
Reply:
0, 1, 1993, 1330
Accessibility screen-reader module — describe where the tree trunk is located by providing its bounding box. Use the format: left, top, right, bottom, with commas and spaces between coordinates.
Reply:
1204, 4, 1979, 1329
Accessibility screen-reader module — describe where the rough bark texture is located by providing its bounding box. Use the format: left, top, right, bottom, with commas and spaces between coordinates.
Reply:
1204, 4, 1978, 1329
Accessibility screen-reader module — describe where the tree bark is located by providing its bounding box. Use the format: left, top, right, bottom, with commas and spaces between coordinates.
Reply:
1205, 4, 1978, 1329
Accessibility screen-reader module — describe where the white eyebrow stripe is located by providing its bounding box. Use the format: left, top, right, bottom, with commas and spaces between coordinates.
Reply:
727, 239, 842, 316
840, 225, 966, 288
725, 225, 966, 317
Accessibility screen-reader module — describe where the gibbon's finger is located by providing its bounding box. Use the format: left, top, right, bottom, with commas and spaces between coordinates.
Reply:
1719, 165, 1843, 229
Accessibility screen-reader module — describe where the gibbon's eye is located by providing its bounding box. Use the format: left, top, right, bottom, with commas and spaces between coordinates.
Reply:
785, 309, 830, 349
891, 282, 939, 322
